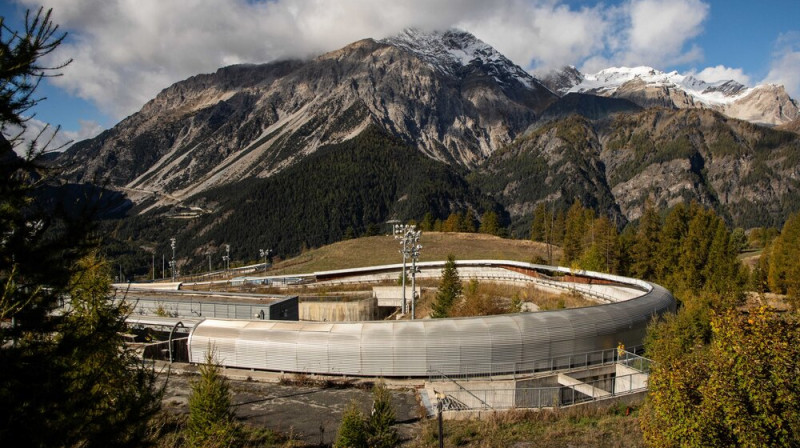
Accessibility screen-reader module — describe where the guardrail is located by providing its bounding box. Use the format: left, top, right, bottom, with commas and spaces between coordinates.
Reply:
428, 348, 645, 382
442, 371, 649, 411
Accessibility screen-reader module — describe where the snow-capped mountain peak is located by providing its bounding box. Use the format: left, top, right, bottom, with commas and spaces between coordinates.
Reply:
545, 65, 798, 125
569, 66, 754, 106
381, 28, 535, 88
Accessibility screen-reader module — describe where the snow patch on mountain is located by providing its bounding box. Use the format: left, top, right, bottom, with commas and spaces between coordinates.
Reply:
382, 28, 535, 88
571, 66, 753, 106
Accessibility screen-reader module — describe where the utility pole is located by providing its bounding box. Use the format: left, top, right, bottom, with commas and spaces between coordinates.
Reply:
152, 253, 155, 281
162, 254, 165, 279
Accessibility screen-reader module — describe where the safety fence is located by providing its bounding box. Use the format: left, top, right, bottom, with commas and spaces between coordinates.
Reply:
438, 371, 650, 411
428, 347, 645, 382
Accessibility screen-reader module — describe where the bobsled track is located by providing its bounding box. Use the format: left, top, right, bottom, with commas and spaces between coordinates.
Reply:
183, 260, 676, 378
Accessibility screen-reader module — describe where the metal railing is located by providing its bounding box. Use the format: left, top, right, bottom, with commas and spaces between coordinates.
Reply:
428, 347, 645, 382
442, 371, 649, 411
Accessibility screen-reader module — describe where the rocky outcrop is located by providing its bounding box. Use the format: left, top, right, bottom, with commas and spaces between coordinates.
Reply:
58, 30, 557, 209
477, 108, 800, 227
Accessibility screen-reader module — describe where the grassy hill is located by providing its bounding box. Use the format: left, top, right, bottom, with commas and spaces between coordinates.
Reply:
268, 232, 561, 275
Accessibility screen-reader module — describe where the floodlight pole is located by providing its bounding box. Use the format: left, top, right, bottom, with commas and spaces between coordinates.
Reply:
224, 244, 231, 272
410, 231, 422, 320
260, 248, 271, 274
170, 237, 176, 281
394, 224, 410, 314
394, 224, 421, 316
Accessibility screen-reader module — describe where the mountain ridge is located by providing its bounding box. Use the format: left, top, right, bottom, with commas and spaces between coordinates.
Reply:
55, 29, 800, 262
541, 65, 800, 126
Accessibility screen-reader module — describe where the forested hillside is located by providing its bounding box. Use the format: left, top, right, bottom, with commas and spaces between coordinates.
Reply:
104, 126, 503, 275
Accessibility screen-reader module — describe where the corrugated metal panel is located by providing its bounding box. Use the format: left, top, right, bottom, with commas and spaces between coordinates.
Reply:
296, 329, 331, 373
185, 273, 676, 377
327, 323, 363, 375
457, 318, 491, 376
425, 319, 461, 374
360, 322, 396, 377
392, 321, 427, 376
488, 316, 522, 367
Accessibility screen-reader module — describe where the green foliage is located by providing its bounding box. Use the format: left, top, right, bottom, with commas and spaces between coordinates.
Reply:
0, 10, 160, 447
643, 307, 800, 448
106, 126, 504, 273
479, 210, 501, 236
334, 401, 368, 448
366, 383, 399, 448
0, 7, 71, 137
767, 213, 800, 309
334, 383, 398, 448
629, 203, 662, 280
431, 254, 462, 318
562, 200, 587, 263
187, 349, 241, 448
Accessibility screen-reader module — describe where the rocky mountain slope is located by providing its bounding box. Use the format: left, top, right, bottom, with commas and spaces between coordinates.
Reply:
475, 107, 800, 232
59, 29, 556, 211
541, 66, 800, 126
56, 30, 800, 264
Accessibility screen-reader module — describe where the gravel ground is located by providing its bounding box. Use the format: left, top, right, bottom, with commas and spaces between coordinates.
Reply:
159, 368, 424, 446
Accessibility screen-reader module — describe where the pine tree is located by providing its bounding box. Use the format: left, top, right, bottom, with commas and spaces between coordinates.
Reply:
0, 9, 159, 447
187, 349, 240, 448
768, 213, 800, 309
629, 203, 661, 280
530, 203, 547, 242
431, 254, 462, 318
562, 200, 587, 263
419, 212, 435, 231
479, 210, 500, 236
442, 213, 460, 232
367, 383, 399, 448
335, 401, 368, 448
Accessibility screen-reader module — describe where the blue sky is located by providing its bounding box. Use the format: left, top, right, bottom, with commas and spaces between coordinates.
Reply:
2, 0, 799, 146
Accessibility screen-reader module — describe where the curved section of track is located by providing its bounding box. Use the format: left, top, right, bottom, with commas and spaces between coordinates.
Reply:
187, 261, 675, 377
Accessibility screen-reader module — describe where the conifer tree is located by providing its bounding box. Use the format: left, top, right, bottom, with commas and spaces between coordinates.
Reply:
0, 9, 159, 447
335, 401, 367, 448
479, 210, 500, 236
768, 212, 800, 309
629, 203, 661, 280
431, 254, 462, 318
367, 383, 399, 448
562, 200, 587, 263
442, 213, 460, 232
530, 203, 548, 242
187, 349, 240, 448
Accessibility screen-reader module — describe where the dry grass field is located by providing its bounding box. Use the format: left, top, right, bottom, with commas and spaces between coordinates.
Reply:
268, 232, 561, 275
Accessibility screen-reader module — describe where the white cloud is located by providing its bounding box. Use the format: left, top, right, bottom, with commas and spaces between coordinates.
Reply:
63, 119, 104, 143
692, 65, 752, 86
3, 118, 71, 156
763, 32, 800, 98
3, 117, 103, 156
463, 2, 610, 73
16, 0, 716, 121
621, 0, 709, 67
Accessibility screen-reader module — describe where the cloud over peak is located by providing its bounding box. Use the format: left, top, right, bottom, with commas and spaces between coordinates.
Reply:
16, 0, 795, 120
